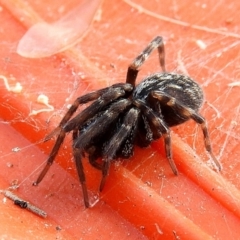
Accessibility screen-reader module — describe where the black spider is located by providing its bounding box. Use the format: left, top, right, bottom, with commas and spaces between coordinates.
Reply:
34, 36, 221, 208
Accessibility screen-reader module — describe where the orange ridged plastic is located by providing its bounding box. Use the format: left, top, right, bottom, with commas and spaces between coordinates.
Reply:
0, 0, 240, 239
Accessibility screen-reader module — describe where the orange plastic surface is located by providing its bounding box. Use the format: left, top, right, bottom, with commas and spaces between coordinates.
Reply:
0, 0, 240, 239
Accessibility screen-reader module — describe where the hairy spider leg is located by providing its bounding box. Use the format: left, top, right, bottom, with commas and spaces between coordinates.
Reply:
133, 99, 178, 175
63, 85, 132, 132
147, 93, 164, 119
72, 129, 90, 207
33, 85, 133, 186
100, 108, 140, 191
73, 99, 132, 207
152, 91, 222, 171
88, 148, 103, 170
44, 88, 109, 142
136, 115, 154, 147
44, 83, 132, 141
73, 148, 89, 207
126, 36, 166, 86
88, 107, 139, 170
73, 100, 132, 148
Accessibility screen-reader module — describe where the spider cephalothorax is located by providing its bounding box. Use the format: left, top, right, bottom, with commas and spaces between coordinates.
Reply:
34, 36, 221, 207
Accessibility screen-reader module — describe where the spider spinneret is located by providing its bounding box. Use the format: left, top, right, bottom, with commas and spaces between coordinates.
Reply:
34, 36, 221, 208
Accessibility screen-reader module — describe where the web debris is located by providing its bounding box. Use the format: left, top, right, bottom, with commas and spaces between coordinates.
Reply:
29, 94, 54, 116
0, 75, 23, 93
123, 0, 240, 39
228, 81, 240, 87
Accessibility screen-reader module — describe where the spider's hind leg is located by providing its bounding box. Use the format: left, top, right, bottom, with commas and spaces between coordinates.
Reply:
190, 113, 221, 171
152, 91, 221, 171
133, 99, 178, 175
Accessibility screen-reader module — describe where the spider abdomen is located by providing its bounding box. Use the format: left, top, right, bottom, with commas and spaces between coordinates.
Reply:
133, 72, 204, 126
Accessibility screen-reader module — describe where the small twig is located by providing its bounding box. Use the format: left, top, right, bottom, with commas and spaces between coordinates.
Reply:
1, 190, 47, 218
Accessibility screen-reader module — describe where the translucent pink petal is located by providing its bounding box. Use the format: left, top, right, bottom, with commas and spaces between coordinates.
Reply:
17, 0, 102, 58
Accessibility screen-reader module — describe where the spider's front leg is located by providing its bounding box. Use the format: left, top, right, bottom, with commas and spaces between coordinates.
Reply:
126, 36, 166, 86
34, 84, 133, 186
100, 108, 140, 191
152, 91, 222, 171
72, 129, 90, 208
43, 89, 108, 142
44, 83, 132, 141
33, 89, 109, 186
72, 99, 132, 207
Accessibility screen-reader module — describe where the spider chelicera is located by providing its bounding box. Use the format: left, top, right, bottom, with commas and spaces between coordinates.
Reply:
34, 36, 221, 208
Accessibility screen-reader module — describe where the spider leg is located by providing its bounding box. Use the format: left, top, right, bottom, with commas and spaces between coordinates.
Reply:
33, 85, 132, 186
133, 99, 178, 175
74, 99, 132, 149
192, 114, 222, 171
63, 84, 133, 132
118, 115, 139, 159
72, 147, 90, 208
126, 36, 166, 86
152, 91, 222, 171
45, 83, 133, 141
70, 128, 90, 207
44, 87, 110, 141
135, 115, 154, 147
70, 99, 132, 205
100, 161, 110, 193
88, 147, 103, 170
33, 130, 67, 185
147, 93, 164, 119
100, 108, 140, 191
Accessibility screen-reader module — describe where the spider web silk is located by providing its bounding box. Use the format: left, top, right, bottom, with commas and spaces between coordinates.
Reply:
0, 0, 240, 238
